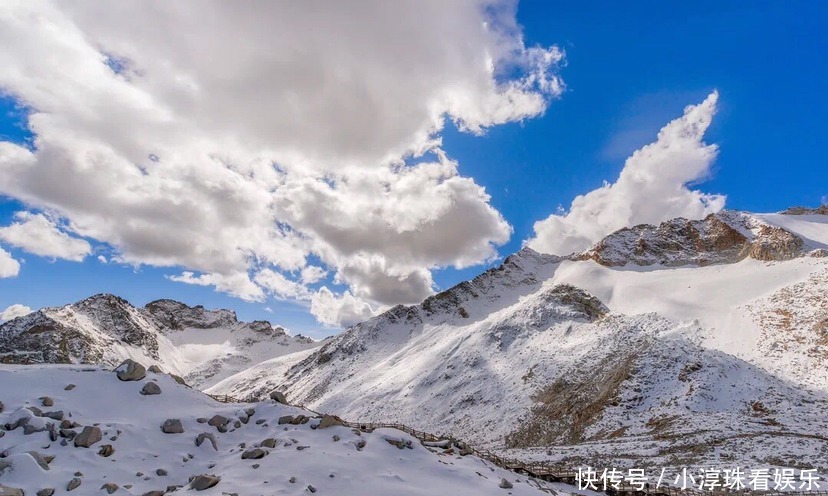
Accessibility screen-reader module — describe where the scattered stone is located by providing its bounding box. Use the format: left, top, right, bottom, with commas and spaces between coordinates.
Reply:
40, 397, 54, 407
241, 448, 266, 460
64, 384, 76, 391
74, 426, 102, 448
245, 408, 255, 417
332, 435, 340, 442
140, 382, 162, 396
269, 391, 288, 404
142, 491, 164, 496
317, 414, 344, 429
307, 485, 317, 493
147, 365, 163, 373
27, 451, 51, 470
238, 442, 246, 449
98, 444, 115, 457
74, 472, 83, 477
156, 468, 167, 476
255, 419, 266, 425
101, 483, 119, 494
499, 478, 513, 489
383, 436, 413, 449
195, 432, 218, 451
161, 419, 184, 434
26, 405, 43, 417
252, 464, 260, 469
353, 439, 367, 451
278, 415, 294, 425
136, 472, 143, 477
207, 415, 228, 429
233, 420, 241, 429
60, 419, 75, 429
60, 429, 77, 439
66, 478, 82, 491
197, 417, 207, 424
296, 445, 309, 451
189, 474, 220, 491
260, 438, 277, 448
169, 374, 187, 386
289, 477, 296, 484
42, 410, 64, 421
36, 489, 55, 496
115, 359, 146, 381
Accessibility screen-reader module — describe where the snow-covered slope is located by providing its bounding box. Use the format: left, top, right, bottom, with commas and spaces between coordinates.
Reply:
210, 209, 828, 471
0, 295, 320, 389
0, 364, 568, 495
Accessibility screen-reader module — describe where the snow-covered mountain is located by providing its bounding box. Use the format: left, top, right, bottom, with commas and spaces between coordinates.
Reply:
209, 208, 828, 471
0, 364, 567, 496
0, 295, 321, 389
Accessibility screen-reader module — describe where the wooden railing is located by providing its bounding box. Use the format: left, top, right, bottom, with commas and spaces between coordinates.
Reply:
205, 394, 827, 495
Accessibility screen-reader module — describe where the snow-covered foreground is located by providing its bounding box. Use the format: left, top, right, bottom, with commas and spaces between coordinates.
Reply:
0, 364, 578, 496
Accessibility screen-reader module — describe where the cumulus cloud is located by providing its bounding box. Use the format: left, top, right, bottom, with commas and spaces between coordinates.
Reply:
0, 303, 32, 322
528, 91, 724, 255
0, 211, 91, 261
0, 247, 20, 278
0, 0, 563, 327
311, 288, 376, 328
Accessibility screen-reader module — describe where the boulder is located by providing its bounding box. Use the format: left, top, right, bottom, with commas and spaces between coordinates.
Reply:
100, 484, 119, 495
190, 475, 220, 491
36, 489, 55, 496
64, 384, 76, 391
156, 468, 168, 476
40, 397, 54, 407
142, 491, 164, 496
147, 365, 163, 373
317, 414, 344, 429
140, 382, 162, 395
0, 486, 24, 496
269, 391, 288, 404
499, 478, 513, 489
195, 432, 218, 451
26, 451, 51, 470
161, 419, 184, 434
260, 438, 277, 448
98, 444, 115, 457
74, 426, 102, 448
115, 359, 146, 381
67, 478, 82, 491
42, 410, 64, 421
241, 448, 266, 460
277, 415, 294, 425
207, 415, 228, 428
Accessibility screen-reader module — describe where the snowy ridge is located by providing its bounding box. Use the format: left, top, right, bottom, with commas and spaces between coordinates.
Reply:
209, 208, 828, 471
0, 295, 321, 388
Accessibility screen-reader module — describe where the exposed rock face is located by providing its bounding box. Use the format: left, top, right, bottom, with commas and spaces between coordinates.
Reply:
578, 211, 807, 267
781, 205, 828, 215
144, 299, 238, 330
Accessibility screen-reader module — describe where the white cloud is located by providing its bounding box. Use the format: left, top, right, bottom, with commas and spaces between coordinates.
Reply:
0, 1, 562, 327
0, 247, 20, 278
0, 211, 91, 261
300, 266, 328, 285
254, 269, 311, 301
528, 91, 725, 255
166, 272, 264, 302
0, 303, 32, 322
310, 287, 376, 328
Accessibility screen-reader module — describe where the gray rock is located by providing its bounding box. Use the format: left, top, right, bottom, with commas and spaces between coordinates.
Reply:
260, 438, 277, 448
74, 426, 102, 447
190, 474, 220, 491
277, 415, 294, 425
195, 432, 218, 451
0, 460, 12, 475
245, 408, 255, 417
269, 391, 288, 404
332, 435, 340, 442
241, 448, 266, 459
26, 405, 43, 416
23, 423, 47, 435
64, 384, 76, 391
59, 428, 76, 439
156, 468, 167, 476
40, 396, 54, 407
98, 444, 115, 457
161, 419, 184, 434
67, 478, 82, 491
100, 483, 119, 494
289, 477, 296, 483
0, 485, 24, 496
0, 401, 3, 413
233, 420, 241, 428
383, 436, 412, 449
42, 410, 64, 421
27, 451, 51, 470
147, 365, 163, 373
307, 485, 317, 493
36, 489, 55, 496
499, 478, 513, 489
115, 359, 146, 381
140, 382, 162, 396
255, 419, 266, 425
207, 415, 228, 428
196, 417, 207, 423
317, 414, 344, 429
142, 491, 164, 496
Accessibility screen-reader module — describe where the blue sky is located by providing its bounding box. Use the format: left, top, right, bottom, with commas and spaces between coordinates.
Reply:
0, 2, 825, 337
